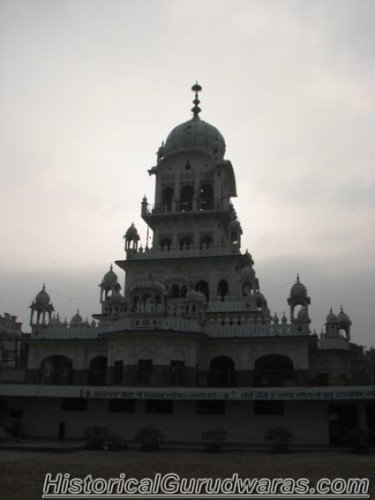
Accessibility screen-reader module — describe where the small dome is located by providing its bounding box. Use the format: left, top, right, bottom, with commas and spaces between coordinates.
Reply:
338, 306, 351, 325
101, 265, 118, 289
326, 308, 338, 324
35, 284, 50, 306
297, 306, 309, 322
254, 291, 266, 304
281, 312, 288, 324
290, 274, 307, 298
240, 266, 255, 280
229, 219, 242, 231
186, 290, 206, 302
124, 223, 140, 240
164, 116, 226, 159
131, 280, 167, 296
164, 272, 189, 284
70, 309, 83, 327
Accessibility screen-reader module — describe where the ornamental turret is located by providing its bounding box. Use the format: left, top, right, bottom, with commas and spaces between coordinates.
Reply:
29, 284, 54, 328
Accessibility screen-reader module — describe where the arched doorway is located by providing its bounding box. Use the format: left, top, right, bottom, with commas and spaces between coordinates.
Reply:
88, 356, 107, 386
199, 184, 213, 210
209, 355, 236, 387
217, 279, 229, 301
162, 187, 174, 212
195, 280, 209, 301
180, 185, 194, 211
40, 355, 73, 385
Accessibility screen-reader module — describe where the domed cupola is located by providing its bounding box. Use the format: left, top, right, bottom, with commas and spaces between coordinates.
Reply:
163, 83, 226, 159
99, 265, 119, 303
337, 306, 351, 325
29, 284, 55, 328
337, 306, 352, 340
287, 274, 311, 323
325, 307, 339, 337
326, 307, 339, 324
70, 309, 83, 328
290, 274, 307, 298
35, 284, 51, 307
186, 289, 206, 303
240, 266, 255, 281
101, 265, 118, 290
124, 223, 140, 252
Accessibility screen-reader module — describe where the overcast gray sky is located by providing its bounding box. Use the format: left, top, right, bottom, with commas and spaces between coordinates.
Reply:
0, 0, 374, 346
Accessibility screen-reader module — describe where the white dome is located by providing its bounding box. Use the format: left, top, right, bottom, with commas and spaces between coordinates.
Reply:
164, 116, 225, 159
186, 290, 206, 302
35, 284, 50, 306
240, 266, 255, 280
101, 265, 118, 289
326, 308, 338, 324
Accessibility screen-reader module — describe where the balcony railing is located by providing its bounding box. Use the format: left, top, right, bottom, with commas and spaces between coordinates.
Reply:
142, 198, 229, 216
20, 367, 375, 388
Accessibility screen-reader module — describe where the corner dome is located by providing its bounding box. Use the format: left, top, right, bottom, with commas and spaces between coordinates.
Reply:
186, 290, 206, 302
290, 274, 307, 298
101, 265, 118, 290
326, 308, 338, 324
35, 284, 50, 306
338, 307, 351, 325
240, 266, 255, 281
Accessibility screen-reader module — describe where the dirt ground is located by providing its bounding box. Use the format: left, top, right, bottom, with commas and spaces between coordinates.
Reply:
0, 449, 374, 500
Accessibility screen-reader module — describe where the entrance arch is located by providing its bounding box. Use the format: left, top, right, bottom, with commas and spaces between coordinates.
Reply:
209, 355, 236, 387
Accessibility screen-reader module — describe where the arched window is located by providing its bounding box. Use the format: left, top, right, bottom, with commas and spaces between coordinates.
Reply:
40, 355, 73, 385
199, 184, 214, 210
160, 237, 172, 250
217, 279, 229, 301
242, 282, 253, 297
209, 355, 236, 387
180, 185, 194, 211
254, 354, 295, 387
171, 284, 180, 299
162, 187, 174, 212
88, 356, 107, 386
230, 231, 239, 244
181, 285, 187, 298
200, 235, 212, 249
179, 236, 193, 250
132, 296, 139, 311
195, 280, 209, 301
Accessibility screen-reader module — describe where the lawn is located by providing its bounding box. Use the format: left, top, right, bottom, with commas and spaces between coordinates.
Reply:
0, 449, 374, 499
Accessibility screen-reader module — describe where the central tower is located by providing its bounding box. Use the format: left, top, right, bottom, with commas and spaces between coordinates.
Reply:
115, 83, 272, 325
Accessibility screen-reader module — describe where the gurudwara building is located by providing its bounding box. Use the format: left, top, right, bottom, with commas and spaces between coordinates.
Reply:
1, 84, 374, 446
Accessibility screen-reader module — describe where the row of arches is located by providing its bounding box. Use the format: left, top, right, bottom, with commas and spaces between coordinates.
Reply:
38, 354, 295, 388
160, 235, 213, 251
166, 280, 229, 302
39, 355, 108, 386
161, 184, 214, 212
208, 354, 295, 387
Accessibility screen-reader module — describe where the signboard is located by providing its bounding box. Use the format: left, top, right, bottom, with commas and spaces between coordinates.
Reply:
0, 384, 374, 401
81, 386, 375, 401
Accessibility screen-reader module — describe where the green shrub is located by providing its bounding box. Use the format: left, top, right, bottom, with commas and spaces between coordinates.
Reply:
201, 428, 227, 453
83, 426, 113, 450
135, 425, 164, 451
264, 426, 294, 453
347, 426, 374, 454
107, 435, 128, 451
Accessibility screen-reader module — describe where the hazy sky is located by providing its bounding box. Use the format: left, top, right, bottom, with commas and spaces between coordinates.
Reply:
0, 0, 374, 346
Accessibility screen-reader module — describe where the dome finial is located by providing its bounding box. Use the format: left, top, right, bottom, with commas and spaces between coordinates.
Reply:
191, 81, 202, 118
